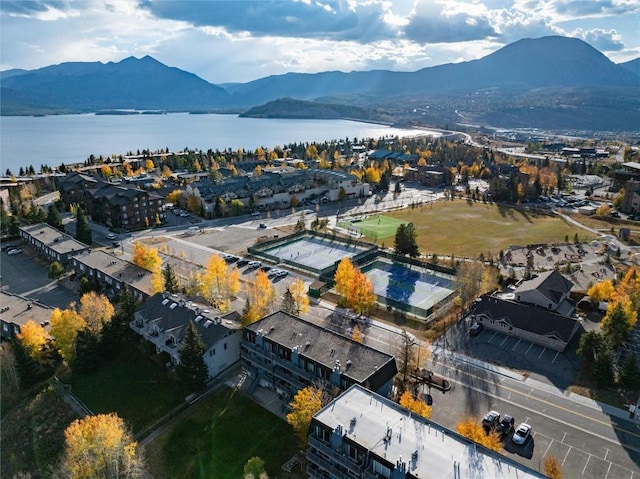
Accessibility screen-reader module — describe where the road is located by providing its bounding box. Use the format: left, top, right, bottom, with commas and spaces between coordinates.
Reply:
301, 302, 640, 477
425, 353, 640, 478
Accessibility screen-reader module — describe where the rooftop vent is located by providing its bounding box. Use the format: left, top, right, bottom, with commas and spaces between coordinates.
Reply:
169, 303, 178, 310
161, 298, 170, 305
203, 320, 213, 328
195, 315, 203, 323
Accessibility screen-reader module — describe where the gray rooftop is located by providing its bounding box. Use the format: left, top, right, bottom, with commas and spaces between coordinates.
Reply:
20, 223, 89, 255
513, 270, 574, 305
136, 293, 242, 349
71, 250, 154, 296
314, 384, 546, 479
247, 311, 396, 385
0, 291, 53, 333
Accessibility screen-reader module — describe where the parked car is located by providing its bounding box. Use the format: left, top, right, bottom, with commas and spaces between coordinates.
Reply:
276, 269, 289, 278
499, 415, 515, 436
481, 410, 500, 433
236, 259, 249, 267
512, 423, 531, 445
2, 244, 17, 252
251, 211, 260, 217
258, 223, 267, 229
260, 265, 272, 273
247, 261, 261, 269
8, 248, 23, 255
469, 322, 483, 336
106, 233, 117, 240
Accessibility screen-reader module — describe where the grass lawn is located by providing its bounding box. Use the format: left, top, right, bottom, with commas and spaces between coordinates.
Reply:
144, 387, 300, 479
64, 346, 185, 434
339, 214, 408, 240
369, 200, 596, 257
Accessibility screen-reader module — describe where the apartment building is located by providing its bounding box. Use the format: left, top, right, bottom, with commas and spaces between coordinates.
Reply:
131, 293, 242, 379
307, 384, 546, 479
241, 311, 397, 399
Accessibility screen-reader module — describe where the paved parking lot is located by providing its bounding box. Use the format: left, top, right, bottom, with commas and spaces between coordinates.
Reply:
438, 317, 582, 390
0, 245, 78, 309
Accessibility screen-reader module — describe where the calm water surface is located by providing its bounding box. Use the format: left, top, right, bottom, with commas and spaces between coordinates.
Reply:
0, 113, 436, 173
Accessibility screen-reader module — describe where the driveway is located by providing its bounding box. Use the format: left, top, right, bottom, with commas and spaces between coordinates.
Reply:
0, 245, 78, 309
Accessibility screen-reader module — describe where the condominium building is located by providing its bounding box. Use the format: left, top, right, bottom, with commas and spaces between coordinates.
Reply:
241, 311, 397, 399
307, 384, 546, 479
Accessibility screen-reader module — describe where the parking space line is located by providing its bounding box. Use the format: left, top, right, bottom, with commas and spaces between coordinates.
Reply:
604, 461, 612, 479
500, 335, 509, 346
543, 438, 554, 458
489, 331, 499, 342
512, 338, 521, 351
538, 346, 547, 359
525, 342, 533, 354
562, 446, 572, 465
552, 350, 560, 363
581, 454, 591, 475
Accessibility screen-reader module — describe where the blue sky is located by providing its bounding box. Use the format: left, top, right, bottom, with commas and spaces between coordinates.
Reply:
1, 0, 638, 83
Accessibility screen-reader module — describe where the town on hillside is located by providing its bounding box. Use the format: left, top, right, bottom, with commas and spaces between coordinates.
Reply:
2, 134, 640, 479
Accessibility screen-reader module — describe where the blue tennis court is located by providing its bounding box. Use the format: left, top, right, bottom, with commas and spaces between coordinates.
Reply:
362, 260, 456, 316
262, 235, 369, 271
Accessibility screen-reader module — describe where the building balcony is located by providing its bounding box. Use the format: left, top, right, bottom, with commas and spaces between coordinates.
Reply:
306, 449, 352, 479
308, 436, 364, 474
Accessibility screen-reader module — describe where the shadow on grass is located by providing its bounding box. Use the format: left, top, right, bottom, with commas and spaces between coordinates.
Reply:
64, 345, 185, 434
148, 387, 300, 479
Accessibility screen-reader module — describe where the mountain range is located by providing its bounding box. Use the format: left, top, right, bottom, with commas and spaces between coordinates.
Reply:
2, 36, 639, 132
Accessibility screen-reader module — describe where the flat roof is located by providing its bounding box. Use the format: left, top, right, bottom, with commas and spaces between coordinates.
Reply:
0, 291, 53, 333
20, 223, 89, 255
71, 250, 154, 296
314, 384, 546, 479
247, 311, 395, 384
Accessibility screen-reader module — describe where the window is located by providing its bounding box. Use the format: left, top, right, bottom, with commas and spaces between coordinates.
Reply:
224, 343, 227, 351
209, 349, 215, 356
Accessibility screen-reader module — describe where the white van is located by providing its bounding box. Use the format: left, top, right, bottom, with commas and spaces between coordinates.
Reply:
187, 226, 200, 232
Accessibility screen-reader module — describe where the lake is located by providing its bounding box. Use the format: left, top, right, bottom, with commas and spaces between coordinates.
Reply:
0, 113, 439, 174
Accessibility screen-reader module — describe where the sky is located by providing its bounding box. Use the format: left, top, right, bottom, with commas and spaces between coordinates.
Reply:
1, 0, 639, 84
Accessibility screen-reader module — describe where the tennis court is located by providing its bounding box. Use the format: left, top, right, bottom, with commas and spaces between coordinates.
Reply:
262, 235, 370, 271
339, 215, 407, 240
362, 260, 456, 317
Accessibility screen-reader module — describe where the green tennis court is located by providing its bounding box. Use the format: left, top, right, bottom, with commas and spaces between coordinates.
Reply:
339, 215, 407, 240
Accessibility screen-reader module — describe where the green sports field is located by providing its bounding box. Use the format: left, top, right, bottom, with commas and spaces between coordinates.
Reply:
355, 201, 596, 257
339, 215, 408, 240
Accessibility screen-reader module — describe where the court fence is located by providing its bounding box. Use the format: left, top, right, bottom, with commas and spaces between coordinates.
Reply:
248, 230, 378, 279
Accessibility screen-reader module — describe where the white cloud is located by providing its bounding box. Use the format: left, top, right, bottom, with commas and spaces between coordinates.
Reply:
1, 0, 638, 82
571, 28, 624, 51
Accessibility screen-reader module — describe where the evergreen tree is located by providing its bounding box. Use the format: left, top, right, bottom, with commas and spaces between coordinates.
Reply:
282, 288, 298, 315
601, 301, 631, 349
75, 207, 92, 245
379, 171, 390, 191
177, 321, 208, 392
72, 329, 101, 372
394, 222, 419, 257
214, 196, 223, 218
103, 285, 136, 351
47, 204, 64, 232
13, 340, 40, 387
8, 214, 20, 236
394, 224, 406, 255
619, 354, 640, 389
163, 263, 179, 293
593, 348, 615, 387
